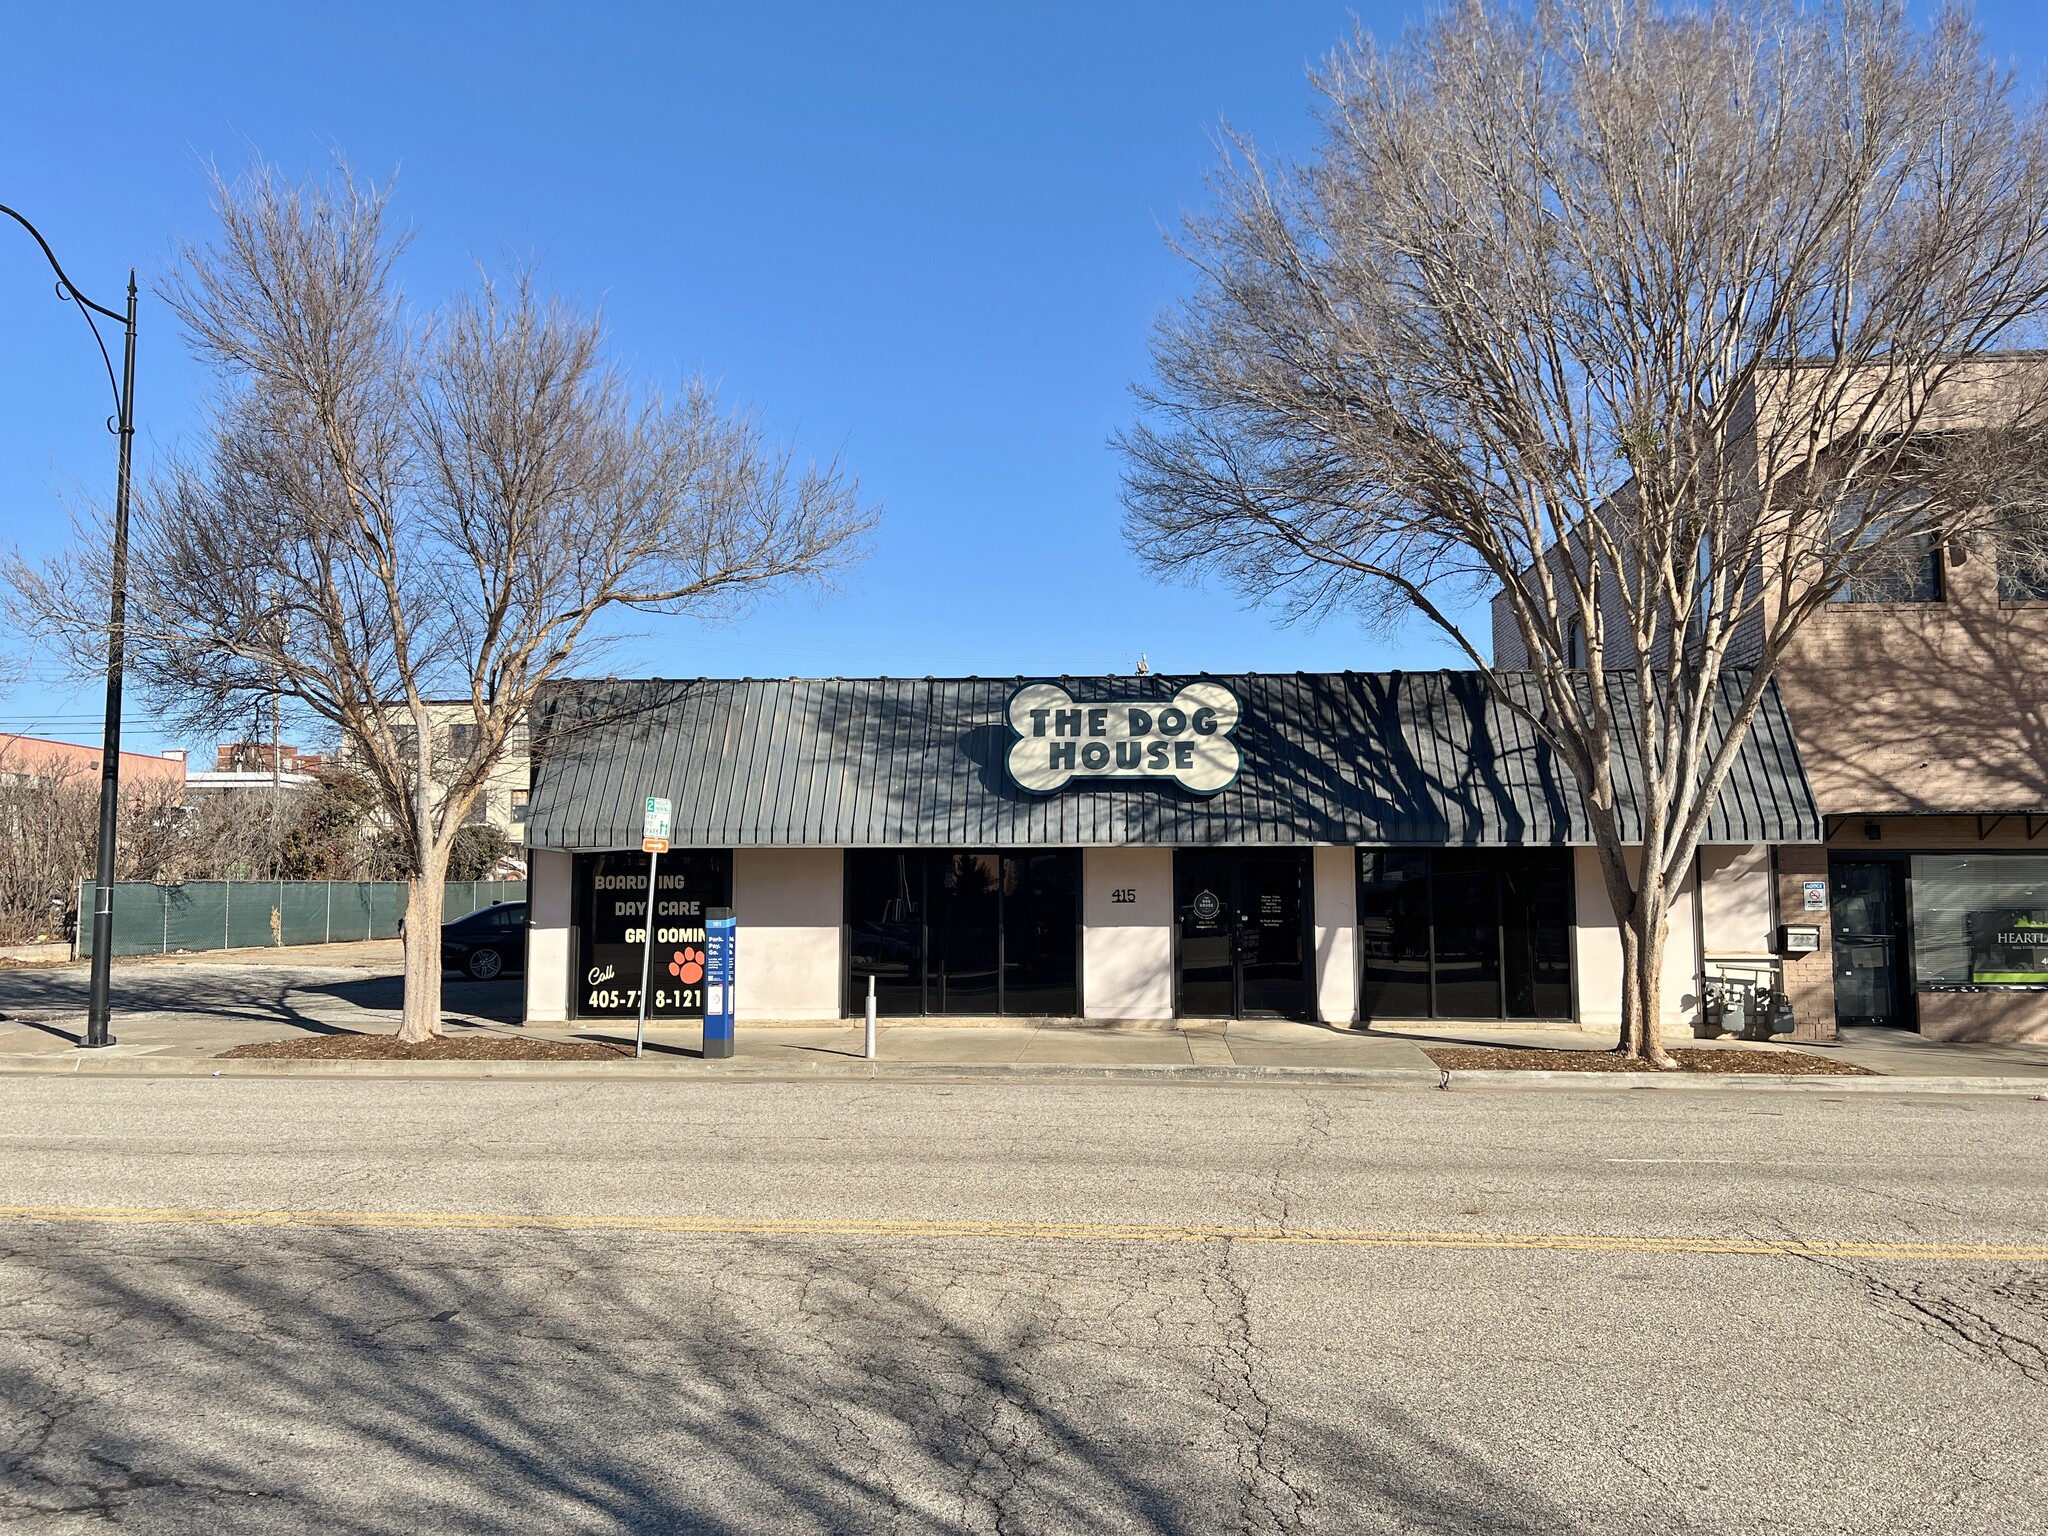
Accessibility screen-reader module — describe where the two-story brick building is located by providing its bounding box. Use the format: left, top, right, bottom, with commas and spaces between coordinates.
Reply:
1489, 375, 2048, 1045
1769, 520, 2048, 1042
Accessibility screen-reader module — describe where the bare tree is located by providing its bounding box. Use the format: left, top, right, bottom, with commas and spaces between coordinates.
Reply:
8, 160, 875, 1039
1119, 0, 2048, 1062
0, 745, 187, 945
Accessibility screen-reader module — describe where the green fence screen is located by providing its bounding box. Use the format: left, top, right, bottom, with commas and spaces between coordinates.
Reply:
75, 880, 527, 958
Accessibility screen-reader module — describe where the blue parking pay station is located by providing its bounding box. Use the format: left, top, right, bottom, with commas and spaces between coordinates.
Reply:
702, 906, 736, 1059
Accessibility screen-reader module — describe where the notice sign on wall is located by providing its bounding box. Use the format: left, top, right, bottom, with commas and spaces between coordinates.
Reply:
1006, 681, 1242, 796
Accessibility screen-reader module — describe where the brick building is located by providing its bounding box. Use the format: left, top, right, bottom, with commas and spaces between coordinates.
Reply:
1491, 368, 2048, 1045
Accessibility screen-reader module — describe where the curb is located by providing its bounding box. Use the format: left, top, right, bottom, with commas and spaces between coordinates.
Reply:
0, 1052, 2041, 1095
1434, 1069, 2045, 1095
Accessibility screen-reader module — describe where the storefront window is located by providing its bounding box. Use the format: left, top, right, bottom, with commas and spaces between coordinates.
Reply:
845, 850, 1079, 1016
1502, 852, 1575, 1017
1002, 852, 1082, 1015
1357, 848, 1573, 1020
570, 850, 732, 1019
1909, 854, 2048, 988
1432, 850, 1503, 1017
846, 853, 925, 1015
1359, 851, 1431, 1018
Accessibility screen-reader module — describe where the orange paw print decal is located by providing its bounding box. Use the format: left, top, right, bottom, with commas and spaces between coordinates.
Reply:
668, 946, 704, 985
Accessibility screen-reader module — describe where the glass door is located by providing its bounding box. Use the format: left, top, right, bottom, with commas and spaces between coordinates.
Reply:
1237, 854, 1309, 1017
1430, 850, 1502, 1018
1175, 851, 1312, 1018
1830, 858, 1907, 1027
930, 852, 1001, 1014
1175, 851, 1238, 1017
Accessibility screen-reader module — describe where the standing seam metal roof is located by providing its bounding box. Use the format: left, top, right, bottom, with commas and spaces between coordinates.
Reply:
526, 672, 1821, 851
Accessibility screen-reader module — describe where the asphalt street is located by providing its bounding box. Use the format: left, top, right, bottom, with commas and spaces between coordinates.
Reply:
2, 1076, 2044, 1534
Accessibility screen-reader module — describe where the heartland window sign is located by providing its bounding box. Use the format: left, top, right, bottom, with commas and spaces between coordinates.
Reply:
1006, 681, 1243, 795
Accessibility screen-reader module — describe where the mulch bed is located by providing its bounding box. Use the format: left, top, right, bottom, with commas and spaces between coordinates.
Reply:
219, 1034, 633, 1061
1423, 1045, 1876, 1076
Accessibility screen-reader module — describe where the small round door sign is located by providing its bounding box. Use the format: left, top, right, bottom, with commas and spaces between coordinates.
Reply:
1192, 890, 1222, 922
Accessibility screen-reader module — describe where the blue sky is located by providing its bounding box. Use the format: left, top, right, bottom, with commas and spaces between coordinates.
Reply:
3, 2, 2044, 756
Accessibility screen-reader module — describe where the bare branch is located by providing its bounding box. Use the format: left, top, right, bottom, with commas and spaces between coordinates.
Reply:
4, 155, 878, 1038
1120, 0, 2048, 1061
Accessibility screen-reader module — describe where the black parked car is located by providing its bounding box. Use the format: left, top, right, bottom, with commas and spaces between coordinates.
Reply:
442, 901, 528, 980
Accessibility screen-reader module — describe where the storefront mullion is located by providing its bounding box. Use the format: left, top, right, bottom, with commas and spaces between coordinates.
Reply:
1425, 853, 1438, 1020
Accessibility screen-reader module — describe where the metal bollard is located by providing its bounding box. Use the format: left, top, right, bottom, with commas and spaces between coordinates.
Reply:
865, 974, 877, 1060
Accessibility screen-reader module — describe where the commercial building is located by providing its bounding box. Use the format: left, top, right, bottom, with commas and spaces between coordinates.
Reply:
1488, 366, 2048, 1044
519, 672, 1818, 1033
185, 741, 320, 801
0, 734, 187, 791
1763, 514, 2048, 1043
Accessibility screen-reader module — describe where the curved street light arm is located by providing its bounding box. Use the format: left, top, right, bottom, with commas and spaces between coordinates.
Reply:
0, 201, 130, 423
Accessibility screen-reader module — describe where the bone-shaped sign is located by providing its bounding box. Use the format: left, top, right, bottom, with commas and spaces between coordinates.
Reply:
1006, 681, 1243, 795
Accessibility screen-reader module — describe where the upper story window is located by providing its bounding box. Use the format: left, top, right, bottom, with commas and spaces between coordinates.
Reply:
1566, 615, 1589, 667
1996, 508, 2048, 601
1830, 493, 1943, 604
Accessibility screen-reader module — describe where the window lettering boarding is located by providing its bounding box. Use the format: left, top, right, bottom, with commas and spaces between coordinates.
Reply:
573, 850, 732, 1019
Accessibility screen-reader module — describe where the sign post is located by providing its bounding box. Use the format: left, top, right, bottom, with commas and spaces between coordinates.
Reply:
702, 906, 736, 1060
635, 796, 672, 1060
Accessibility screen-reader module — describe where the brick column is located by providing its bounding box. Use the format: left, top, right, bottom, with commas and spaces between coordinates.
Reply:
1773, 844, 1837, 1040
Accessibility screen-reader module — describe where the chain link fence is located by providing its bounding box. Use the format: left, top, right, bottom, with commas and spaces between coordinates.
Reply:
74, 880, 526, 959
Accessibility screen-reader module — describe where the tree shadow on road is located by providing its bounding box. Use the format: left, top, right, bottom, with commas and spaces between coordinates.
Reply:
0, 1220, 1577, 1534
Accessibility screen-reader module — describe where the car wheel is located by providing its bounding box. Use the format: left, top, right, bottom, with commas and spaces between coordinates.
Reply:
465, 947, 504, 981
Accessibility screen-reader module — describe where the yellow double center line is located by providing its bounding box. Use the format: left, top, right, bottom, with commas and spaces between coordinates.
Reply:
0, 1204, 2039, 1262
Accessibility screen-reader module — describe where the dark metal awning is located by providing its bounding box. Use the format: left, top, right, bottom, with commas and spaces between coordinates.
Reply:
525, 671, 1821, 851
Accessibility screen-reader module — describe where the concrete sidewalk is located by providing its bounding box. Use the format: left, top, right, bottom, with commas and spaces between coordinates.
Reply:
6, 946, 2047, 1090
6, 1005, 2048, 1092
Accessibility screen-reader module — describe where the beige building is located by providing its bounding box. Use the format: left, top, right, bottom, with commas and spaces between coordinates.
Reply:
338, 702, 533, 853
1768, 520, 2048, 1043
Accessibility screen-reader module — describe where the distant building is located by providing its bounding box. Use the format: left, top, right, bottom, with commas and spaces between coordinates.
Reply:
335, 702, 530, 847
183, 768, 318, 798
184, 740, 325, 799
215, 742, 326, 775
0, 734, 187, 791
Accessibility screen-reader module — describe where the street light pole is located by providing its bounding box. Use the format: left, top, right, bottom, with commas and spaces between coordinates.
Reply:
1, 205, 137, 1049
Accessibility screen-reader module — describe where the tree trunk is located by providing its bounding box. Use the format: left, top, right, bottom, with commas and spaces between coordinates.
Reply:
1618, 888, 1677, 1068
398, 863, 446, 1042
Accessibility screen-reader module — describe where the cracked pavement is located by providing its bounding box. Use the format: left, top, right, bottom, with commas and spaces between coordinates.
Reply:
1, 1078, 2044, 1533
